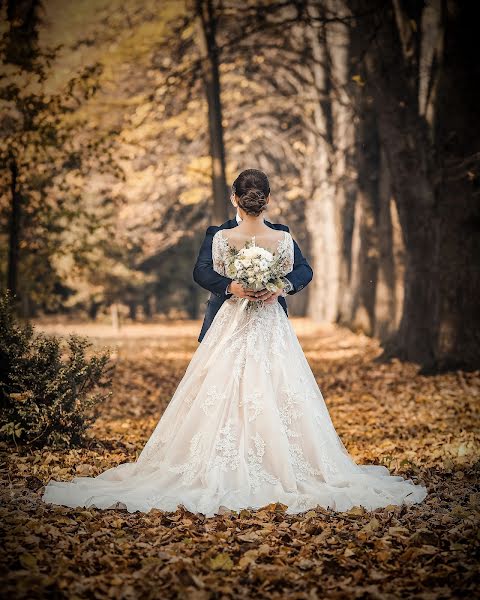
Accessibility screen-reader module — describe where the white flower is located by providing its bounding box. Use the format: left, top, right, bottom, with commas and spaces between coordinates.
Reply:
256, 247, 274, 260
226, 242, 282, 297
239, 247, 273, 261
259, 260, 269, 271
239, 247, 257, 259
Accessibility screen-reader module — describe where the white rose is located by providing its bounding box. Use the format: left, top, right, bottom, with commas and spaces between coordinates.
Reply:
240, 247, 256, 258
258, 248, 273, 260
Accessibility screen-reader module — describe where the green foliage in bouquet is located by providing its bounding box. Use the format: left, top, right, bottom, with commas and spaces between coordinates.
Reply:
0, 291, 113, 448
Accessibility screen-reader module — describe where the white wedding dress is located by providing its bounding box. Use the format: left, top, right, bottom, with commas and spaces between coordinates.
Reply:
43, 230, 428, 516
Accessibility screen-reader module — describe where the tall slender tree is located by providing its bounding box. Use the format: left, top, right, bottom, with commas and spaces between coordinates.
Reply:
3, 0, 42, 301
194, 0, 229, 223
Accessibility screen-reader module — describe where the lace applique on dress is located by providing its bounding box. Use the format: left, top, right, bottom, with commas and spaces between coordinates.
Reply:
212, 419, 240, 472
212, 229, 229, 276
201, 385, 226, 416
247, 432, 279, 492
224, 304, 291, 384
240, 391, 263, 422
289, 443, 322, 481
168, 432, 204, 485
278, 384, 304, 438
279, 384, 323, 480
277, 231, 294, 274
291, 494, 318, 512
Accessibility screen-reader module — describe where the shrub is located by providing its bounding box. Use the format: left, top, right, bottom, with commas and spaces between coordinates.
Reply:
0, 291, 113, 448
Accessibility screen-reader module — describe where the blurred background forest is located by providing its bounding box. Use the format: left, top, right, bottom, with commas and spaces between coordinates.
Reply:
1, 0, 479, 372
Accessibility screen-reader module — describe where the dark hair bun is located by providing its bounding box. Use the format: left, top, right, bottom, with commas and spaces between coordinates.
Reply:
237, 188, 267, 216
232, 169, 270, 216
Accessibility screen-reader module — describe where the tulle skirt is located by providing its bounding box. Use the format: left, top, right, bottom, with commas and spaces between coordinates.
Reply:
43, 298, 428, 516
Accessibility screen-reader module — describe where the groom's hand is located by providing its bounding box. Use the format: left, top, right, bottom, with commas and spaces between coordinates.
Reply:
253, 288, 274, 301
229, 281, 259, 300
253, 288, 282, 302
263, 290, 283, 304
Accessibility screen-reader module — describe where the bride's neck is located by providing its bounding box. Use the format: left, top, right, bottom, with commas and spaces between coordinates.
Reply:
238, 214, 266, 230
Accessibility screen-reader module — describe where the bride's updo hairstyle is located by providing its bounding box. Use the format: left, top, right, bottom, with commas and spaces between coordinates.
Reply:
232, 169, 270, 217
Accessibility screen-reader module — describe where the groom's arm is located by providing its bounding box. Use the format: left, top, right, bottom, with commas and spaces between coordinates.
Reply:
281, 225, 313, 295
193, 226, 234, 298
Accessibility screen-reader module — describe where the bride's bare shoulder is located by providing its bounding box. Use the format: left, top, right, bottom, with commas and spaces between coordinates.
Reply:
263, 227, 289, 244
221, 229, 247, 245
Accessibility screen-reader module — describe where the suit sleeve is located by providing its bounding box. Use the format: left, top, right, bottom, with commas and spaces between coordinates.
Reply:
193, 226, 234, 298
282, 225, 314, 294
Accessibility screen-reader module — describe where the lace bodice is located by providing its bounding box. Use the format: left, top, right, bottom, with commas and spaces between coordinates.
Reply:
212, 229, 294, 278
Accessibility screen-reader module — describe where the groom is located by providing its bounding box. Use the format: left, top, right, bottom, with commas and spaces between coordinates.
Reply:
193, 210, 313, 342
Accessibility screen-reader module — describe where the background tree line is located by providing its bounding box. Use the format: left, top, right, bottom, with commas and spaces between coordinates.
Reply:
1, 0, 478, 372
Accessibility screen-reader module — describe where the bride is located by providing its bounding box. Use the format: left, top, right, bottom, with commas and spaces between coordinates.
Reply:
42, 169, 428, 516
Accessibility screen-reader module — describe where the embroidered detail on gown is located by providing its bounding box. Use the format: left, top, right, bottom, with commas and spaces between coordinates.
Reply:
42, 230, 428, 516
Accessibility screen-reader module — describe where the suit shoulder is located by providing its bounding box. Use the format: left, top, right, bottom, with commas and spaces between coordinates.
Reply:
265, 220, 289, 232
205, 219, 233, 236
206, 225, 220, 235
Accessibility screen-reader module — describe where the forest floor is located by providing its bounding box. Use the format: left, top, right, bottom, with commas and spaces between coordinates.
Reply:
1, 319, 479, 600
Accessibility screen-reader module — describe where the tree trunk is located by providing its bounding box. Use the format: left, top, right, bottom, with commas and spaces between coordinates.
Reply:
5, 0, 41, 68
195, 0, 229, 224
110, 303, 120, 332
128, 301, 137, 321
418, 0, 443, 129
429, 0, 480, 369
351, 1, 438, 367
7, 155, 21, 299
304, 3, 339, 323
5, 1, 41, 306
326, 0, 359, 325
142, 296, 152, 320
88, 301, 101, 321
353, 0, 479, 370
373, 148, 405, 340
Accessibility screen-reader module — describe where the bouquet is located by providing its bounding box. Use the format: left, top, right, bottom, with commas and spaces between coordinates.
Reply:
225, 240, 285, 306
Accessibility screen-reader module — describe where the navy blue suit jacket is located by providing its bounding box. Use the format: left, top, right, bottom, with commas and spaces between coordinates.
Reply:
193, 217, 313, 342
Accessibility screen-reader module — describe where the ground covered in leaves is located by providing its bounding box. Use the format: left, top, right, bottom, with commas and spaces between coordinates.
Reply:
1, 319, 479, 599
